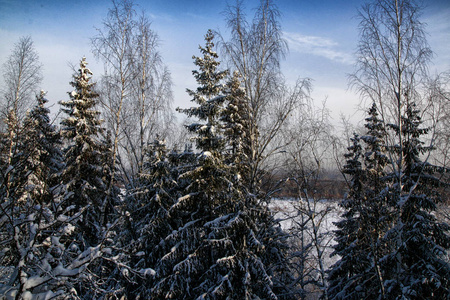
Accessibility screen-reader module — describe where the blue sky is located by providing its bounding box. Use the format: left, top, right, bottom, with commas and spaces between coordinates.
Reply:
1, 0, 449, 124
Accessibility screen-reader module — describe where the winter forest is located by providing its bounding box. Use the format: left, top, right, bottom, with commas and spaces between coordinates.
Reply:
0, 0, 449, 299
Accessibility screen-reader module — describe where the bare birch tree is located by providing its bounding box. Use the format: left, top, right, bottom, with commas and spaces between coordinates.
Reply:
92, 0, 173, 186
350, 0, 432, 176
426, 73, 450, 170
218, 0, 310, 195
1, 36, 42, 127
121, 13, 174, 177
92, 0, 136, 187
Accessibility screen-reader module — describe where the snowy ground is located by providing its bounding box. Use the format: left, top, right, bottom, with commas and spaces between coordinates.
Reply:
270, 198, 341, 232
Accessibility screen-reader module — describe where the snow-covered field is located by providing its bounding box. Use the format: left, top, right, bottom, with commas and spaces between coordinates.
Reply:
270, 198, 341, 231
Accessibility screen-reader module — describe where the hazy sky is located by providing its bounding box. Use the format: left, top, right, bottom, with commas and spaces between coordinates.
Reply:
1, 0, 449, 125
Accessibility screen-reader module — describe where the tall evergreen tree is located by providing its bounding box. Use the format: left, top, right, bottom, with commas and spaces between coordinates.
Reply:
1, 99, 35, 273
328, 133, 368, 299
150, 29, 230, 299
0, 91, 101, 298
329, 103, 393, 299
60, 57, 107, 246
98, 130, 120, 226
335, 0, 450, 297
382, 102, 450, 299
358, 102, 392, 297
222, 71, 297, 298
22, 91, 64, 206
329, 101, 450, 299
150, 30, 296, 299
221, 70, 252, 189
0, 110, 24, 205
119, 138, 179, 298
92, 140, 197, 299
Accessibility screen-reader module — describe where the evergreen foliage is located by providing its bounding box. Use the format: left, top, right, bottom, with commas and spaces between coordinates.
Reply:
382, 102, 450, 299
221, 70, 252, 190
0, 92, 99, 298
222, 59, 296, 300
328, 133, 367, 299
121, 138, 178, 297
329, 102, 450, 299
149, 29, 296, 299
0, 110, 25, 206
98, 130, 120, 226
329, 104, 393, 299
151, 29, 231, 299
60, 57, 107, 246
358, 103, 392, 297
22, 91, 65, 206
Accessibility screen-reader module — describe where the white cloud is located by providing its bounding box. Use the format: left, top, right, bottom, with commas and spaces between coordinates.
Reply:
148, 12, 175, 23
284, 32, 354, 65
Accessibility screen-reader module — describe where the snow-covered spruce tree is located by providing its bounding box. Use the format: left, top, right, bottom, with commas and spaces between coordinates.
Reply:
328, 103, 393, 299
77, 128, 126, 299
328, 134, 368, 299
221, 71, 252, 188
22, 91, 65, 206
382, 102, 450, 299
339, 0, 450, 297
329, 101, 450, 299
1, 103, 31, 274
114, 142, 199, 298
60, 57, 108, 246
357, 102, 392, 297
0, 109, 32, 275
132, 138, 176, 232
169, 143, 197, 194
222, 71, 297, 298
150, 30, 294, 299
0, 110, 23, 205
99, 130, 120, 227
112, 138, 179, 298
150, 28, 228, 298
0, 91, 103, 298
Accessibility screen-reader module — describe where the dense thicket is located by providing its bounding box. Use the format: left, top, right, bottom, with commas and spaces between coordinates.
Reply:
328, 0, 450, 298
329, 102, 450, 299
147, 29, 297, 299
0, 89, 103, 298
